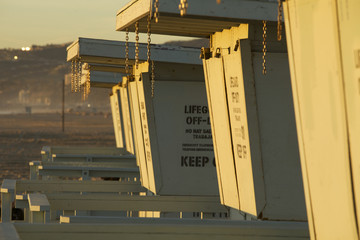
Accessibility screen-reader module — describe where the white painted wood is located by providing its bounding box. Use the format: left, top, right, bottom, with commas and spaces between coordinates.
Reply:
27, 194, 50, 224
132, 62, 219, 196
37, 166, 139, 179
127, 77, 150, 188
1, 179, 16, 194
1, 179, 16, 222
42, 194, 227, 213
27, 194, 50, 212
1, 192, 13, 223
202, 57, 238, 208
37, 161, 137, 169
202, 24, 305, 221
116, 0, 279, 37
14, 221, 309, 240
51, 154, 135, 163
110, 88, 126, 149
283, 0, 360, 238
0, 223, 20, 240
80, 67, 124, 88
336, 0, 360, 233
15, 180, 145, 193
118, 84, 135, 155
67, 38, 202, 65
41, 146, 128, 158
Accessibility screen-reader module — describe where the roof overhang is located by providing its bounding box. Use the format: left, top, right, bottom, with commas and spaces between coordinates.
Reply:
67, 37, 202, 65
116, 0, 278, 37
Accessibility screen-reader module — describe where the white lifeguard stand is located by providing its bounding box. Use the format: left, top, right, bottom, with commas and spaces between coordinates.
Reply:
67, 38, 220, 198
116, 0, 306, 221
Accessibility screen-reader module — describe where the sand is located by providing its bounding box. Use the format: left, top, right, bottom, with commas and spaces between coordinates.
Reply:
0, 112, 115, 182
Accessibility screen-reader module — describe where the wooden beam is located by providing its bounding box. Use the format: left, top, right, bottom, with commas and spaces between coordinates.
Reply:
16, 180, 146, 193
14, 221, 309, 240
39, 194, 227, 213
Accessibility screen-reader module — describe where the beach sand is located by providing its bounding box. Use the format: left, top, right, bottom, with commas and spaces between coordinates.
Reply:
0, 112, 115, 182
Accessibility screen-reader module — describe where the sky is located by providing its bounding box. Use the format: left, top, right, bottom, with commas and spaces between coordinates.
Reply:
0, 0, 193, 49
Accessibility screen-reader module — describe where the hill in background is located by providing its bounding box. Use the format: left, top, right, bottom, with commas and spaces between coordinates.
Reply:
0, 38, 209, 114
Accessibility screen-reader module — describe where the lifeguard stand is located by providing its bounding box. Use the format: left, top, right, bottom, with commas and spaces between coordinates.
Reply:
116, 0, 306, 221
67, 38, 220, 198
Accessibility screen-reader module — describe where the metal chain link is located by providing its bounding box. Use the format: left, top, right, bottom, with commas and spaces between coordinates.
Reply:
74, 59, 78, 92
135, 22, 139, 69
277, 0, 283, 41
154, 0, 159, 23
147, 16, 151, 62
147, 15, 155, 98
151, 60, 155, 97
87, 70, 91, 96
71, 60, 75, 92
83, 67, 91, 101
125, 28, 129, 74
83, 78, 86, 101
179, 0, 188, 16
262, 20, 267, 75
78, 60, 82, 93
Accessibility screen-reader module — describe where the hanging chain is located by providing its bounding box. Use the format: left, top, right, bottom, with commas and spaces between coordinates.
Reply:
78, 60, 82, 93
154, 0, 159, 23
135, 22, 139, 69
151, 61, 155, 97
83, 78, 86, 101
262, 21, 267, 75
277, 0, 283, 41
147, 16, 151, 62
83, 67, 91, 101
71, 60, 75, 92
179, 0, 188, 16
87, 69, 91, 96
147, 15, 155, 97
74, 59, 78, 92
125, 28, 129, 74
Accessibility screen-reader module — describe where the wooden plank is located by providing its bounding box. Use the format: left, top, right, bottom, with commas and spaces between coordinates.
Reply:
38, 161, 138, 169
14, 221, 309, 240
283, 0, 358, 238
336, 0, 360, 231
66, 38, 202, 65
43, 194, 227, 213
38, 167, 139, 179
128, 78, 151, 189
42, 146, 128, 157
16, 180, 145, 193
1, 179, 16, 222
203, 57, 239, 209
0, 223, 21, 240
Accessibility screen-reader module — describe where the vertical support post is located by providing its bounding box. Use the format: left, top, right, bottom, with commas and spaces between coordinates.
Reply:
29, 165, 38, 180
24, 208, 30, 223
1, 192, 12, 222
62, 77, 65, 132
31, 211, 45, 224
